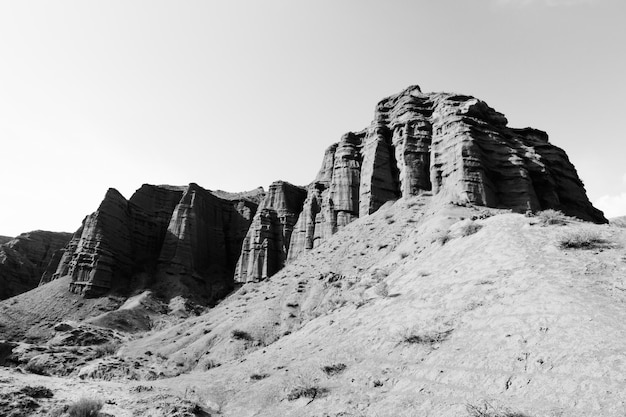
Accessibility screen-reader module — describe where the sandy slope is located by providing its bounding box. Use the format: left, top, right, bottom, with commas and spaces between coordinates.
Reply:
2, 197, 626, 416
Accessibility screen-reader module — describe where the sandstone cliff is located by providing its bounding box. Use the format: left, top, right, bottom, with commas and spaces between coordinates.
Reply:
0, 231, 72, 299
46, 184, 260, 300
288, 85, 606, 260
234, 181, 306, 283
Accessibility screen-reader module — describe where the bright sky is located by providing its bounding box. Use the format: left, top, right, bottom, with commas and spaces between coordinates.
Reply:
1, 0, 624, 236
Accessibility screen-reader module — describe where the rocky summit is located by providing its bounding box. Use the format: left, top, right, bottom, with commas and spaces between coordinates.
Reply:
0, 85, 618, 417
288, 85, 605, 262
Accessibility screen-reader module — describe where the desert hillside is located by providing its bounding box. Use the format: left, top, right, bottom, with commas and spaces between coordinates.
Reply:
0, 85, 620, 417
1, 196, 625, 416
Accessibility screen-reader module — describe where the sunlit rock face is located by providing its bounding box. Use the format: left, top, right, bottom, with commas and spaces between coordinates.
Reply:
0, 231, 72, 300
288, 85, 606, 260
46, 184, 260, 299
234, 181, 307, 283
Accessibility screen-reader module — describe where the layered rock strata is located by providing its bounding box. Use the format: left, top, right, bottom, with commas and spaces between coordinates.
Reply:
288, 85, 606, 260
0, 231, 72, 299
45, 184, 260, 299
234, 181, 306, 283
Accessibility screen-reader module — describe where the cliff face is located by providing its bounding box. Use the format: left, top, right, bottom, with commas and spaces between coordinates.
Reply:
0, 231, 72, 299
288, 85, 606, 260
234, 181, 306, 283
46, 184, 260, 299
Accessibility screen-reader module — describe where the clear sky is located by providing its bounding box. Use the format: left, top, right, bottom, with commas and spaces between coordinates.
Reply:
1, 0, 624, 236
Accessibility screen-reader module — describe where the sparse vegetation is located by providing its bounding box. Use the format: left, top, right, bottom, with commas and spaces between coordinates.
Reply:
321, 363, 346, 376
286, 373, 328, 401
433, 229, 451, 245
459, 221, 482, 237
559, 229, 609, 249
536, 209, 569, 226
67, 397, 103, 417
398, 327, 453, 345
231, 329, 254, 341
466, 401, 531, 417
94, 341, 119, 358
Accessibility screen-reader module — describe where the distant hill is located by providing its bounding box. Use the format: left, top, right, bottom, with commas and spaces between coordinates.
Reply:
0, 230, 71, 300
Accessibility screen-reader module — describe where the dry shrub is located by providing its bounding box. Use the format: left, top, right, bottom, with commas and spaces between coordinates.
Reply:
466, 401, 531, 417
536, 209, 569, 226
93, 342, 119, 358
285, 371, 328, 401
231, 329, 253, 341
459, 221, 482, 237
67, 397, 103, 417
321, 363, 346, 376
559, 229, 609, 249
398, 327, 453, 345
433, 229, 451, 245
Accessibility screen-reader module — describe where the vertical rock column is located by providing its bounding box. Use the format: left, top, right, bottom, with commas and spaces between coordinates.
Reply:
235, 181, 306, 283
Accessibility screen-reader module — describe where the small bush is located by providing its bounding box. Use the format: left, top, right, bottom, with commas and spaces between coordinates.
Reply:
321, 363, 346, 376
536, 209, 568, 226
433, 229, 451, 245
399, 328, 453, 345
286, 371, 328, 401
250, 373, 269, 380
559, 230, 609, 249
94, 342, 119, 358
466, 401, 531, 417
67, 397, 103, 417
459, 221, 482, 237
231, 329, 254, 341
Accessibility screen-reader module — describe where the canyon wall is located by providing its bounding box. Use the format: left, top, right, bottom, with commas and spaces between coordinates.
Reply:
287, 85, 606, 260
44, 184, 260, 300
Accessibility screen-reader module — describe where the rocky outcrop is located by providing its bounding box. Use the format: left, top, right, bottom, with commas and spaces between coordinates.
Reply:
46, 184, 261, 300
0, 231, 72, 299
234, 181, 306, 283
289, 85, 606, 259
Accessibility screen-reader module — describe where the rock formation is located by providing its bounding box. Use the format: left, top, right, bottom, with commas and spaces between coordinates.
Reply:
234, 181, 306, 283
45, 184, 261, 300
0, 231, 72, 299
288, 85, 606, 260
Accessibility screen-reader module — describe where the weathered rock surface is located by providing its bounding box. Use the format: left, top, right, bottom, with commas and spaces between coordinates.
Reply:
0, 231, 72, 300
289, 85, 606, 259
234, 181, 306, 283
45, 184, 261, 300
